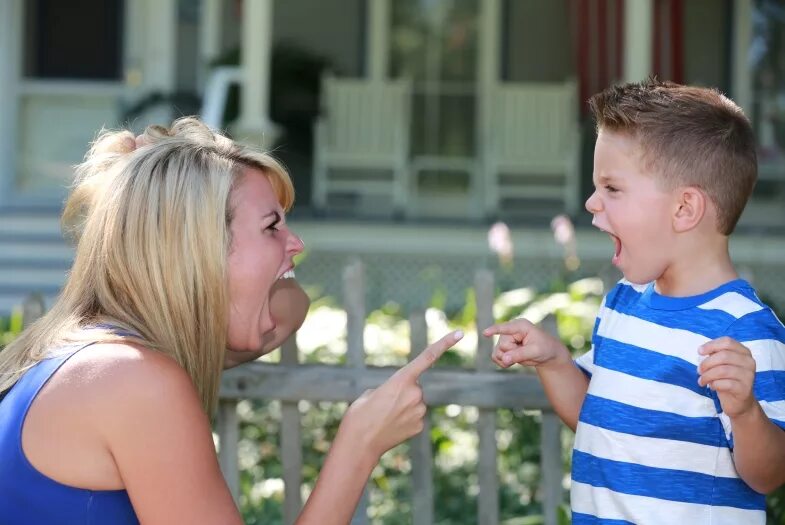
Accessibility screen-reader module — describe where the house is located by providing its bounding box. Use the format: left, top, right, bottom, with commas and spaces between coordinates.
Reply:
1, 0, 784, 316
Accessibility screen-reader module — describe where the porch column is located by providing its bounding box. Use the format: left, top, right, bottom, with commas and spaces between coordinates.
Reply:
235, 0, 280, 149
366, 0, 390, 80
623, 0, 653, 83
199, 0, 224, 91
731, 0, 753, 114
477, 0, 500, 218
0, 0, 21, 202
129, 0, 177, 125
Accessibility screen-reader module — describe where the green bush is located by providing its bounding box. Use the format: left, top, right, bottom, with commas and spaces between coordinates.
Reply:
0, 307, 26, 349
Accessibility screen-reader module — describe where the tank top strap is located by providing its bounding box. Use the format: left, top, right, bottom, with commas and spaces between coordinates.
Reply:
0, 343, 93, 452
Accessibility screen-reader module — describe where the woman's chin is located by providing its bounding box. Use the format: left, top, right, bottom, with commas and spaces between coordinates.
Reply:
226, 341, 277, 359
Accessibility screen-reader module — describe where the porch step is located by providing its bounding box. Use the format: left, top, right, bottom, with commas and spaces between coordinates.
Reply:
0, 211, 69, 317
0, 247, 73, 264
0, 214, 65, 237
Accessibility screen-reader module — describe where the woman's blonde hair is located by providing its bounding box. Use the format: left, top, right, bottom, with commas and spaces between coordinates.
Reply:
0, 117, 293, 414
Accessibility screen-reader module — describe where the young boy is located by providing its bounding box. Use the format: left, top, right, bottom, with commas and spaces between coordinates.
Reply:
484, 79, 785, 524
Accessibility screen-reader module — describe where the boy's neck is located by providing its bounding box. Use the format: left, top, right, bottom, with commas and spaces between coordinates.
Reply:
654, 236, 738, 297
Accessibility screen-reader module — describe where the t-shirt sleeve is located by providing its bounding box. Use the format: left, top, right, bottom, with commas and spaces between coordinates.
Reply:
721, 310, 785, 441
574, 296, 606, 378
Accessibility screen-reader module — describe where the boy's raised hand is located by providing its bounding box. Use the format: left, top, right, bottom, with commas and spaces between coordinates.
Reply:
698, 337, 757, 419
483, 319, 568, 369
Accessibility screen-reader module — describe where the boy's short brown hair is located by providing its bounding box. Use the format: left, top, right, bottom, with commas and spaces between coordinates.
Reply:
588, 78, 757, 235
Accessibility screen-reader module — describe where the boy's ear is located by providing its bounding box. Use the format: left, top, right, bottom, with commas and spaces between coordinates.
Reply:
672, 186, 706, 232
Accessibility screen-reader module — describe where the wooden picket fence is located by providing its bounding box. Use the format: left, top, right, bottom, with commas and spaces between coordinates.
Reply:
217, 261, 565, 525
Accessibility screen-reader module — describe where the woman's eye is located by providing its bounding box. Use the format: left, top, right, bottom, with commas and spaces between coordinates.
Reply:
265, 212, 282, 232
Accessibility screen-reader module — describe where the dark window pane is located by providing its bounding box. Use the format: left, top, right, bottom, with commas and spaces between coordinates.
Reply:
25, 0, 124, 80
502, 0, 573, 83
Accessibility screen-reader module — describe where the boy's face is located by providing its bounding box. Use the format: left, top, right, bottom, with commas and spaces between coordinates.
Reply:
585, 130, 677, 284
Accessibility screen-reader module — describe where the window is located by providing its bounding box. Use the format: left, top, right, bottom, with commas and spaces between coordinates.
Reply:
24, 0, 124, 80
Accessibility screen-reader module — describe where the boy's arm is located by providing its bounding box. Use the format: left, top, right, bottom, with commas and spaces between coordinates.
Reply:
698, 337, 785, 493
224, 278, 310, 369
485, 319, 589, 431
727, 402, 785, 494
536, 355, 590, 431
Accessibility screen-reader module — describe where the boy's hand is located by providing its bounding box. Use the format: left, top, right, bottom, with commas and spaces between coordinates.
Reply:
698, 337, 757, 419
483, 319, 569, 369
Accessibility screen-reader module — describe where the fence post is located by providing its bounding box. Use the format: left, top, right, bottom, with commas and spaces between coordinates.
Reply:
217, 398, 240, 504
475, 269, 499, 525
409, 310, 434, 525
540, 315, 564, 525
22, 292, 46, 327
343, 259, 369, 525
280, 335, 303, 525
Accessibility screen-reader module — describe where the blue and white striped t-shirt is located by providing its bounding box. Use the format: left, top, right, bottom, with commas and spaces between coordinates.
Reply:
572, 278, 785, 525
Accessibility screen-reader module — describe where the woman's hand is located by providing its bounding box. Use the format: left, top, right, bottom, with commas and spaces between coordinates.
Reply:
339, 330, 463, 459
295, 330, 463, 524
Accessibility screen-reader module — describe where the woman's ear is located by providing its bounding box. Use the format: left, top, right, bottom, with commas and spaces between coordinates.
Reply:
673, 186, 706, 233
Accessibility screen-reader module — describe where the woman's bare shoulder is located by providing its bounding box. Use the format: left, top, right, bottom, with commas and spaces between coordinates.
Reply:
59, 342, 191, 390
49, 342, 203, 425
35, 345, 241, 523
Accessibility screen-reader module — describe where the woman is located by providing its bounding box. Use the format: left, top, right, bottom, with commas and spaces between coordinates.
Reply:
0, 118, 462, 524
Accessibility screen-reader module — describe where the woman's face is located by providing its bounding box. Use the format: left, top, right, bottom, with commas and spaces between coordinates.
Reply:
226, 167, 304, 351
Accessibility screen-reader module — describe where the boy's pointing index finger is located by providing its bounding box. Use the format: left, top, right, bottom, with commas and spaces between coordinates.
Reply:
482, 319, 533, 338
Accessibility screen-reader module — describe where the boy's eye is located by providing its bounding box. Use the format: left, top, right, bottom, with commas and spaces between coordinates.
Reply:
605, 185, 619, 193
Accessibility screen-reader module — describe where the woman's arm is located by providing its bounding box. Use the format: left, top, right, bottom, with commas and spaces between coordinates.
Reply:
96, 329, 458, 525
97, 345, 244, 524
224, 277, 310, 369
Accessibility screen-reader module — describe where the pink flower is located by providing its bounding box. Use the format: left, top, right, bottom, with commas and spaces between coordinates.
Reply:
487, 222, 513, 266
551, 215, 580, 271
551, 214, 575, 246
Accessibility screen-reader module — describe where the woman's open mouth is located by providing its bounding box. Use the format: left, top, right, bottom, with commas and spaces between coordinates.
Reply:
277, 263, 295, 280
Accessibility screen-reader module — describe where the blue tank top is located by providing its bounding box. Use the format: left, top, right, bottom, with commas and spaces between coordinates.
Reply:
0, 344, 139, 524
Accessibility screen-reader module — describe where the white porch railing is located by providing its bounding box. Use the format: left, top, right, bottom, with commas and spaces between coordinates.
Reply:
218, 262, 565, 525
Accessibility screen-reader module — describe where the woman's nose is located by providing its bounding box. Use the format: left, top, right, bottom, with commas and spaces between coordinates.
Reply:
288, 231, 305, 255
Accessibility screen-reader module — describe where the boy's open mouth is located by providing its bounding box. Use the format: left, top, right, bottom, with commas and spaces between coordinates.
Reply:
596, 226, 622, 265
610, 233, 622, 265
608, 233, 621, 265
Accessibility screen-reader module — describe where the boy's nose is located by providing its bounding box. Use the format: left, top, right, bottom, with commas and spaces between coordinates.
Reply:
585, 191, 602, 213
